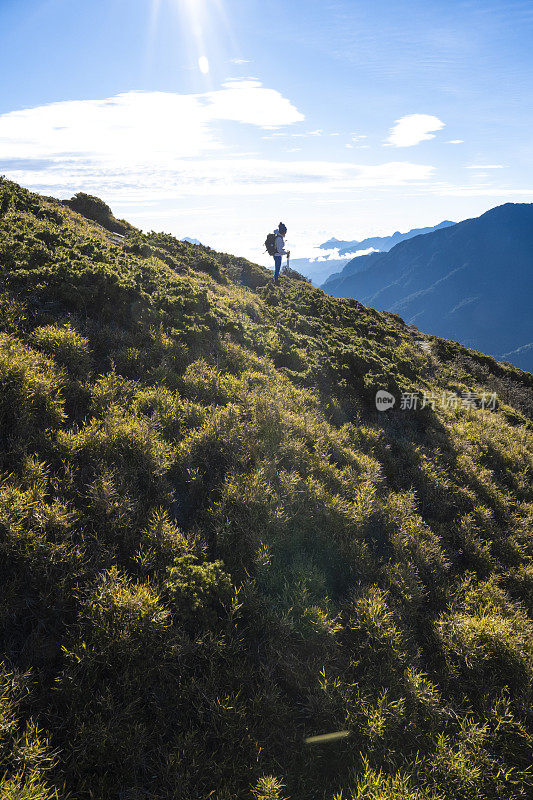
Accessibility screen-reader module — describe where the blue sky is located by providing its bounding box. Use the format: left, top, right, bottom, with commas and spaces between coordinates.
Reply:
2, 0, 533, 264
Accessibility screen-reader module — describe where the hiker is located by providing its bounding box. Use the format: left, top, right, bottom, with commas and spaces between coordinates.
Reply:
264, 222, 291, 283
271, 222, 290, 284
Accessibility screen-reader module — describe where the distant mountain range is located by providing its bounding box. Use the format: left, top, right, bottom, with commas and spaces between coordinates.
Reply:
287, 255, 350, 286
321, 203, 533, 372
290, 220, 456, 285
319, 220, 456, 256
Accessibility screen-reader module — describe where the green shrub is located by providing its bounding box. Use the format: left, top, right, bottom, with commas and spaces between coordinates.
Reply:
195, 252, 225, 282
62, 192, 130, 234
348, 587, 410, 676
339, 759, 438, 799
436, 576, 533, 702
0, 665, 60, 800
76, 567, 169, 660
164, 553, 233, 628
30, 324, 91, 376
0, 772, 61, 800
0, 339, 65, 466
133, 507, 192, 577
57, 409, 175, 496
0, 293, 28, 335
180, 358, 241, 405
251, 775, 287, 800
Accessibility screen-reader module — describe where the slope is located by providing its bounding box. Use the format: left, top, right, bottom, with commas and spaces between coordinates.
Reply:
321, 204, 533, 372
0, 178, 532, 800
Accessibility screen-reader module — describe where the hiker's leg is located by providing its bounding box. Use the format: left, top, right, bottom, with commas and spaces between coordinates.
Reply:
274, 256, 281, 282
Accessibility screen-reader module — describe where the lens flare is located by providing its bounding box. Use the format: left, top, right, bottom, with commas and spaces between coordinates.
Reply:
198, 56, 210, 75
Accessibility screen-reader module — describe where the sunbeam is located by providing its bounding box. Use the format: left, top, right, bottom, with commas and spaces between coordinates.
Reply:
145, 0, 235, 82
211, 0, 239, 53
179, 0, 208, 53
148, 0, 162, 41
143, 0, 163, 79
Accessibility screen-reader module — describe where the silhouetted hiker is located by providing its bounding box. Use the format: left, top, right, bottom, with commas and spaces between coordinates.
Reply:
265, 222, 290, 284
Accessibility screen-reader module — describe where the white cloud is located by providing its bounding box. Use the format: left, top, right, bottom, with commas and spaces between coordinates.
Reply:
345, 247, 379, 258
230, 58, 251, 64
0, 92, 214, 163
290, 128, 324, 139
348, 134, 370, 150
446, 139, 464, 144
0, 86, 435, 204
200, 79, 305, 129
0, 81, 304, 167
311, 246, 379, 262
386, 114, 445, 147
466, 164, 504, 169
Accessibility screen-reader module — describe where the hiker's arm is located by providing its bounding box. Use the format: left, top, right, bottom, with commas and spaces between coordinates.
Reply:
276, 238, 287, 256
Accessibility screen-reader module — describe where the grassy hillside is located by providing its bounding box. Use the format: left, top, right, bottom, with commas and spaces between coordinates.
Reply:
0, 177, 532, 800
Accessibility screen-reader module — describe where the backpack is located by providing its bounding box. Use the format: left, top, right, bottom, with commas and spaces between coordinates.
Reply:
265, 233, 278, 256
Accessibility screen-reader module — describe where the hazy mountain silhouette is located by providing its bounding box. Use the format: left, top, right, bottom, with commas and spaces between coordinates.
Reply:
321, 203, 533, 372
293, 221, 455, 285
320, 220, 456, 256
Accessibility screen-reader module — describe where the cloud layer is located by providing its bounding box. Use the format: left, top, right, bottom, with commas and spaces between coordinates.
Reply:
387, 114, 445, 147
0, 84, 435, 202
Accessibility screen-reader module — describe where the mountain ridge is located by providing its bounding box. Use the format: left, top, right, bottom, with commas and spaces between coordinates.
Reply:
296, 220, 456, 286
321, 202, 533, 371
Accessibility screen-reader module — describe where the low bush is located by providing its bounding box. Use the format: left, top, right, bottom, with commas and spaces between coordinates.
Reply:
30, 324, 92, 376
0, 339, 65, 467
